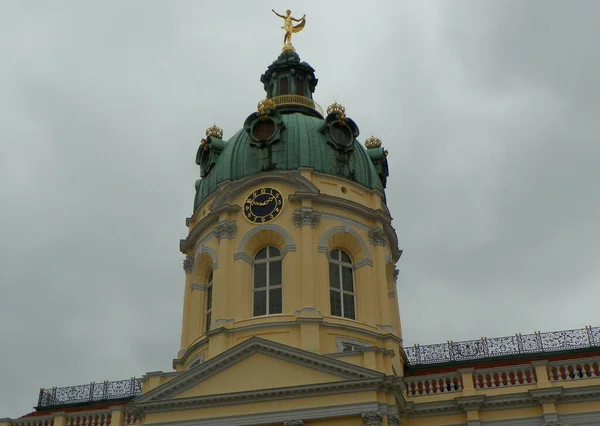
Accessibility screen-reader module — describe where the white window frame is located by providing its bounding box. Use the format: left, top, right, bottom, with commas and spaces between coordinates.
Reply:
329, 249, 355, 319
336, 337, 370, 353
252, 246, 283, 316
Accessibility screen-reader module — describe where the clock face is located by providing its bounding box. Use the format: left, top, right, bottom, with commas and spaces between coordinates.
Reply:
243, 187, 284, 224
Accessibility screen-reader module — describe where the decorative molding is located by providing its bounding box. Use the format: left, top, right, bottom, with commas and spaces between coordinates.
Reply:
368, 228, 387, 246
283, 421, 304, 426
210, 171, 320, 211
183, 255, 194, 273
361, 412, 383, 426
456, 395, 486, 412
292, 208, 320, 228
193, 241, 218, 270
142, 402, 396, 426
388, 291, 395, 297
236, 223, 296, 253
530, 387, 563, 404
393, 268, 399, 284
318, 225, 372, 260
214, 220, 236, 240
388, 415, 401, 425
182, 204, 239, 253
354, 258, 374, 269
191, 283, 208, 291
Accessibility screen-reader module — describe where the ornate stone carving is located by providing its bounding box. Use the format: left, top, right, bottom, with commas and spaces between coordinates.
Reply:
292, 209, 320, 228
183, 255, 194, 273
393, 268, 399, 283
388, 415, 401, 425
283, 421, 304, 426
368, 227, 386, 246
214, 220, 236, 240
361, 412, 383, 426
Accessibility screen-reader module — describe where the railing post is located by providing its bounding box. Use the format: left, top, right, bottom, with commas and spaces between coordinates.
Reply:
102, 380, 108, 400
516, 333, 523, 353
535, 331, 543, 352
51, 387, 57, 405
130, 377, 136, 396
38, 388, 45, 407
482, 337, 489, 356
89, 382, 95, 401
414, 344, 421, 364
585, 325, 593, 346
448, 341, 454, 361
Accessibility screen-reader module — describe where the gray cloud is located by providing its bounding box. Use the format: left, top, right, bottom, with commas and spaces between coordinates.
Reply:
1, 0, 599, 418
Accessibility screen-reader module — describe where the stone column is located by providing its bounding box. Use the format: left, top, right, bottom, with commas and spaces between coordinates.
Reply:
362, 412, 383, 426
212, 220, 236, 327
180, 255, 194, 349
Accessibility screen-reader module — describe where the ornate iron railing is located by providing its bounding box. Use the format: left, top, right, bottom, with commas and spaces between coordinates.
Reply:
37, 378, 142, 408
404, 326, 600, 365
270, 94, 324, 116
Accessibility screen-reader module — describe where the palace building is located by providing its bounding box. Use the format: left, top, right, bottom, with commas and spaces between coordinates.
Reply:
3, 21, 600, 426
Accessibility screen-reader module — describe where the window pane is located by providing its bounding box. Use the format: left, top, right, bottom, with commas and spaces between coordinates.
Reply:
269, 246, 281, 257
343, 293, 356, 320
208, 271, 213, 284
341, 251, 351, 264
330, 290, 342, 317
329, 262, 340, 290
330, 249, 340, 260
255, 248, 267, 260
269, 287, 282, 314
279, 77, 289, 95
342, 266, 353, 292
253, 290, 267, 316
206, 285, 213, 310
254, 263, 267, 288
205, 312, 211, 332
270, 260, 282, 286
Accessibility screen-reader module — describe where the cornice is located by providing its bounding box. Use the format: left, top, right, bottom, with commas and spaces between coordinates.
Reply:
134, 378, 387, 413
181, 204, 239, 253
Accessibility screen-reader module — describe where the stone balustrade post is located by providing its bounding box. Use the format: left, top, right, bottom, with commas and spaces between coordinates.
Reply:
53, 412, 67, 426
532, 360, 550, 388
111, 407, 124, 426
459, 368, 475, 396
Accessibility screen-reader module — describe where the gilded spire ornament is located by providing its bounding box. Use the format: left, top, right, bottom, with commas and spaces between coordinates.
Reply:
365, 136, 382, 149
272, 9, 306, 52
205, 124, 223, 140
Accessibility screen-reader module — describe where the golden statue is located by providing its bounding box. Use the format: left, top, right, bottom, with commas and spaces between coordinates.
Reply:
272, 9, 306, 51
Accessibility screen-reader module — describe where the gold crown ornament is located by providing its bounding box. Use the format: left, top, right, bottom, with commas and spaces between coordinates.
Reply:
257, 99, 276, 117
326, 102, 346, 117
364, 136, 382, 149
205, 124, 223, 139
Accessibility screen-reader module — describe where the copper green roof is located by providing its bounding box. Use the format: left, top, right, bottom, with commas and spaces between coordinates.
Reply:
194, 113, 385, 211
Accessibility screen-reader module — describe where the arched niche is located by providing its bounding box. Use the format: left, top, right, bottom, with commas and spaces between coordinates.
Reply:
318, 226, 372, 269
234, 224, 296, 264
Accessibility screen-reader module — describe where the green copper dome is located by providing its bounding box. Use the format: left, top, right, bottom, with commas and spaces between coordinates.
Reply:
193, 52, 389, 212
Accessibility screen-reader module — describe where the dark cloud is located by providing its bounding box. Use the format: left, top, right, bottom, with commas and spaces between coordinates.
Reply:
1, 1, 599, 418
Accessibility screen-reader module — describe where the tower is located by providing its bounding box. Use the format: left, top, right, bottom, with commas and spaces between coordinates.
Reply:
176, 47, 403, 375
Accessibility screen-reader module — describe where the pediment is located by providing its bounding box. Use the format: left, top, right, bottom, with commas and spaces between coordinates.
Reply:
136, 337, 382, 405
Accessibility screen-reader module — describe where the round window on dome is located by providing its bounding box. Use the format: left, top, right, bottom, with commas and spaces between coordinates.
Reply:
252, 119, 276, 142
331, 124, 352, 147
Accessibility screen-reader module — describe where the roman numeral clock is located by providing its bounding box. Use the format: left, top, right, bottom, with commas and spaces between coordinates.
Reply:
243, 187, 284, 223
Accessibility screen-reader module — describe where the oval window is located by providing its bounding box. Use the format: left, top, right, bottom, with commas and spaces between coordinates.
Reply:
331, 124, 352, 147
252, 119, 276, 142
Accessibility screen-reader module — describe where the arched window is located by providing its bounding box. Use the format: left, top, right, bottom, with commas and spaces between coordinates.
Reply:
329, 249, 355, 320
205, 271, 213, 333
253, 246, 282, 316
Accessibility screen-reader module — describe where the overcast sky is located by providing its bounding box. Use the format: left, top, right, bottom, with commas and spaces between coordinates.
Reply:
1, 0, 599, 418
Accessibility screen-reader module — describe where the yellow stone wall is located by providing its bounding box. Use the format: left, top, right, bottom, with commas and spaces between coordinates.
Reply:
176, 169, 403, 375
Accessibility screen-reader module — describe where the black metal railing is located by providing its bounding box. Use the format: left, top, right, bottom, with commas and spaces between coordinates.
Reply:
37, 377, 142, 408
404, 326, 600, 365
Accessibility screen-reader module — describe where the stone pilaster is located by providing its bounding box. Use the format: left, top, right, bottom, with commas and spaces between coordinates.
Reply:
214, 220, 236, 240
292, 208, 320, 228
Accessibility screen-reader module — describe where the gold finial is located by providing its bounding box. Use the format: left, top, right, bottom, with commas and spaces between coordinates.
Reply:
365, 136, 382, 149
326, 102, 345, 116
257, 99, 276, 117
272, 9, 306, 52
205, 124, 223, 139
